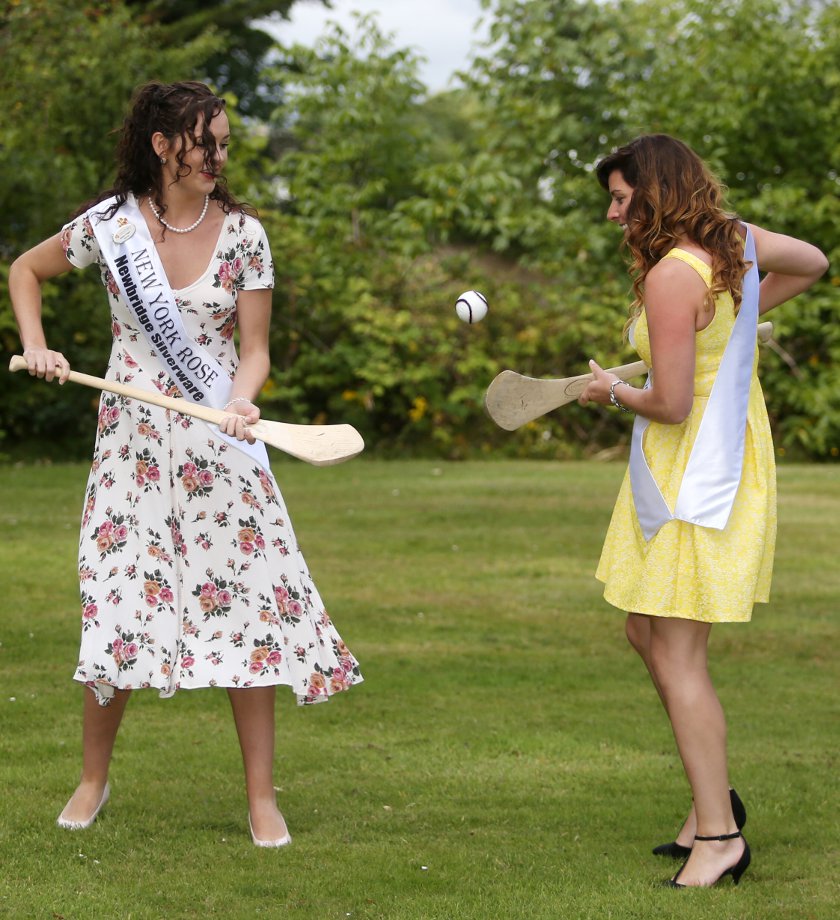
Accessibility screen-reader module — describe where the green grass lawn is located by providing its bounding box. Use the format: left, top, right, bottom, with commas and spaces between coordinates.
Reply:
0, 460, 837, 920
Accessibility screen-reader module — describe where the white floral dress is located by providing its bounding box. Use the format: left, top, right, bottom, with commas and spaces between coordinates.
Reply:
60, 198, 362, 705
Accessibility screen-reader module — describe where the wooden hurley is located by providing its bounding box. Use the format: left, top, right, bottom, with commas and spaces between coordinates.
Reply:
485, 320, 774, 431
8, 356, 364, 467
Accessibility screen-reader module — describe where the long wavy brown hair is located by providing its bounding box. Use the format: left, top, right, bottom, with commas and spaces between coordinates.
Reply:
75, 81, 256, 225
596, 134, 747, 332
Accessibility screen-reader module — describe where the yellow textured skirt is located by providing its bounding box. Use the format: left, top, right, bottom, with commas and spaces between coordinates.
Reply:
595, 381, 776, 622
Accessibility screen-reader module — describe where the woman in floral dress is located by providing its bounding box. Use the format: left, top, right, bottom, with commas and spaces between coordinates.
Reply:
9, 81, 362, 847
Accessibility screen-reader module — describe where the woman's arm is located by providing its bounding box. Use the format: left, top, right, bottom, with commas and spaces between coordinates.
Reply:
218, 287, 273, 443
749, 223, 829, 314
580, 258, 702, 424
9, 233, 76, 382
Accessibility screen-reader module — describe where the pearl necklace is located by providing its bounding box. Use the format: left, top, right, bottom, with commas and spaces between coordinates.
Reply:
147, 194, 209, 234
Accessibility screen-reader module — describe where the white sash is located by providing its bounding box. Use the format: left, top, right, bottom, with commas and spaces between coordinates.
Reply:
629, 225, 759, 541
89, 194, 269, 470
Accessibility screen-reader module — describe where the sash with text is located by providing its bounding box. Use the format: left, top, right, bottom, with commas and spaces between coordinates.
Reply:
89, 194, 269, 470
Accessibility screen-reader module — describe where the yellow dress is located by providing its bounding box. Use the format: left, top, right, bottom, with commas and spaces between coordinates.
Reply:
595, 249, 776, 623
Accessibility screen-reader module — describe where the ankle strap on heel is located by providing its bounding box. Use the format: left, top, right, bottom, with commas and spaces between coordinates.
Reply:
694, 831, 742, 842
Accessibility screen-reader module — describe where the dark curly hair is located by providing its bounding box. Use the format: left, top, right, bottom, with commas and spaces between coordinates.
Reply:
596, 134, 748, 331
76, 81, 256, 224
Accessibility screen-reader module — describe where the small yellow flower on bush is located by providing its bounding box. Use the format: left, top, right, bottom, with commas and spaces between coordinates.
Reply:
409, 396, 428, 422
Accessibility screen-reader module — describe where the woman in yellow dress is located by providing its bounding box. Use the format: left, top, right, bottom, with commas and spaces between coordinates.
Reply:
580, 134, 827, 888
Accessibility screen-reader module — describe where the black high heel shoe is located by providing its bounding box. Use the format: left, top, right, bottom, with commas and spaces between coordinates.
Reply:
665, 830, 751, 888
652, 788, 747, 859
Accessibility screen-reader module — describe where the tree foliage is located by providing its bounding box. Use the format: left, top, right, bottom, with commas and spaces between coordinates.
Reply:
454, 0, 840, 458
0, 1, 224, 455
257, 0, 838, 459
124, 0, 328, 117
1, 0, 837, 461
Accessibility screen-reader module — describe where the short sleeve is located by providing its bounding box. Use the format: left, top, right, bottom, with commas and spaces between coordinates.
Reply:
60, 211, 101, 270
239, 215, 275, 291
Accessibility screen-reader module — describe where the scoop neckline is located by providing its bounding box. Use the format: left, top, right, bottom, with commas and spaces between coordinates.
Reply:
128, 192, 231, 293
172, 211, 231, 294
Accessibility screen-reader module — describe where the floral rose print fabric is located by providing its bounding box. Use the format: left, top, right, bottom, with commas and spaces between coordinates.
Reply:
62, 199, 362, 705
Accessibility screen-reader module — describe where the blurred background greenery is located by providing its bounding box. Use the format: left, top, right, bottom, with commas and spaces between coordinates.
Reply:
1, 0, 838, 462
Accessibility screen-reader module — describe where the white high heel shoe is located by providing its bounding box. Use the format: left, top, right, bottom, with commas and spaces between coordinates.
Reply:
57, 783, 110, 830
249, 813, 292, 848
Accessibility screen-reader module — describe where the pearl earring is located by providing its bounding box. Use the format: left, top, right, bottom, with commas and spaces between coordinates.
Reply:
159, 155, 167, 165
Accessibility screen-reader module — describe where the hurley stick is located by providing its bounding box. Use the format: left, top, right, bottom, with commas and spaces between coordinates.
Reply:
9, 356, 364, 467
485, 320, 774, 431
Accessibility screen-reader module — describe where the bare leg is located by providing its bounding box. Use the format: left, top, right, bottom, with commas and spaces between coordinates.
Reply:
227, 686, 288, 841
58, 686, 131, 823
626, 613, 665, 703
626, 613, 696, 846
648, 618, 743, 886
